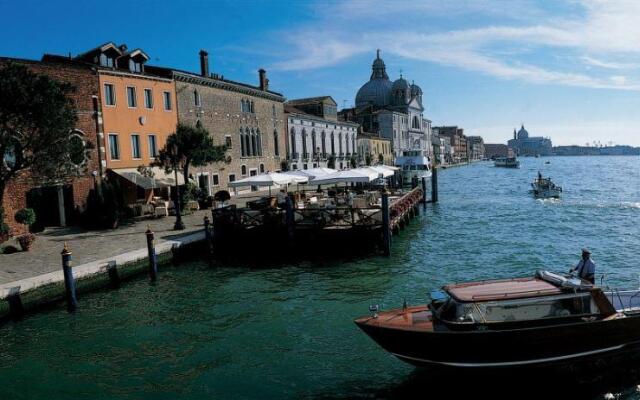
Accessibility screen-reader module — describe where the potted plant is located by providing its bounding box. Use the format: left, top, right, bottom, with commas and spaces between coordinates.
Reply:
14, 208, 36, 251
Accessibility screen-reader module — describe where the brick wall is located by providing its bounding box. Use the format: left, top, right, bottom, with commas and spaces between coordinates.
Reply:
0, 57, 101, 235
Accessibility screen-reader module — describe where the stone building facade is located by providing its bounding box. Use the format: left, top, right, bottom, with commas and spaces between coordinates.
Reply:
167, 51, 286, 195
433, 126, 468, 163
356, 132, 393, 166
507, 124, 553, 156
284, 97, 358, 170
1, 56, 102, 235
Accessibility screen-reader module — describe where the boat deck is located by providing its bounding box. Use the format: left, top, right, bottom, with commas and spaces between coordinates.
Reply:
355, 305, 434, 332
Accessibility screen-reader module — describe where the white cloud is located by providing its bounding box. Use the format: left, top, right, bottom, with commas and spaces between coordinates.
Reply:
271, 0, 640, 91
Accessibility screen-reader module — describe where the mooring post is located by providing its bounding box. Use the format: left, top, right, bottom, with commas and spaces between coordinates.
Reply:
421, 177, 428, 207
146, 226, 158, 281
107, 260, 120, 287
7, 286, 24, 319
204, 215, 214, 266
431, 167, 438, 203
285, 196, 295, 240
381, 190, 391, 256
61, 242, 77, 312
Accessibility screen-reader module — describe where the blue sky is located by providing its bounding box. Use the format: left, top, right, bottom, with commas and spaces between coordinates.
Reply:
2, 0, 640, 146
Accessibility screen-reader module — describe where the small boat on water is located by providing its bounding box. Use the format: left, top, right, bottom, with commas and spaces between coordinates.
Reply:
494, 157, 520, 168
531, 172, 562, 198
355, 271, 640, 370
396, 150, 432, 184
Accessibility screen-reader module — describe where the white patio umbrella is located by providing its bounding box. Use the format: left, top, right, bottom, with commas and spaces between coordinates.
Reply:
228, 172, 308, 195
281, 168, 337, 180
309, 169, 378, 185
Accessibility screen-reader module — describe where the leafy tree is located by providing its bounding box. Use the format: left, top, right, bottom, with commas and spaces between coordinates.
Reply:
154, 123, 227, 185
0, 63, 80, 221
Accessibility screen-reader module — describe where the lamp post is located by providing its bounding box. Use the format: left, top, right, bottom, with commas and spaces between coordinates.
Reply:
171, 143, 185, 230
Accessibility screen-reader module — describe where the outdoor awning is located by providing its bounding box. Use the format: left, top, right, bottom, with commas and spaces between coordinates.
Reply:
309, 169, 378, 185
280, 167, 337, 180
110, 167, 190, 189
361, 166, 395, 178
228, 172, 308, 188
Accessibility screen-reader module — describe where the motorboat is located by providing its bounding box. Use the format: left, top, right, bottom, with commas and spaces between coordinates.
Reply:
395, 150, 432, 184
531, 172, 562, 198
355, 271, 640, 369
494, 157, 520, 168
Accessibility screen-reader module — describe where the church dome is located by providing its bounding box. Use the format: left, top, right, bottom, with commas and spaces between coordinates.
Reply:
355, 50, 393, 108
410, 82, 423, 97
517, 124, 529, 139
392, 76, 410, 92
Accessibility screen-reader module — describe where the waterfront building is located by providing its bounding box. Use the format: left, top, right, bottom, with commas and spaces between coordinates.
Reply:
466, 136, 485, 160
344, 51, 432, 159
162, 51, 286, 196
356, 131, 393, 166
433, 126, 468, 163
431, 133, 446, 166
507, 124, 553, 156
284, 96, 358, 170
0, 55, 102, 234
553, 145, 640, 156
484, 143, 511, 159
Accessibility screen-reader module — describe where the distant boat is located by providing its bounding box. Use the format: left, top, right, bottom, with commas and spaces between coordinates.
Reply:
545, 161, 551, 164
494, 157, 520, 168
531, 172, 562, 198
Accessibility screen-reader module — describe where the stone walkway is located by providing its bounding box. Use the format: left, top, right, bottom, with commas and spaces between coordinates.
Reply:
0, 192, 264, 285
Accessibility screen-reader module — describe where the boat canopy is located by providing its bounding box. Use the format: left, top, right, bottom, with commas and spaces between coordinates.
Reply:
444, 277, 562, 302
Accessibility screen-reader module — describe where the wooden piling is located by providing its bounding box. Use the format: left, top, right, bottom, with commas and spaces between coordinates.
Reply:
204, 216, 213, 266
381, 191, 391, 256
7, 286, 24, 319
61, 242, 77, 312
285, 196, 295, 240
431, 167, 438, 203
421, 177, 427, 207
107, 260, 120, 287
146, 227, 158, 281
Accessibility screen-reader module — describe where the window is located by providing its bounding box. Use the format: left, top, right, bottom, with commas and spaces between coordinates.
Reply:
311, 130, 317, 156
225, 135, 232, 149
302, 129, 308, 158
303, 163, 308, 170
129, 59, 142, 73
163, 91, 172, 111
273, 130, 279, 156
198, 173, 210, 195
99, 53, 114, 67
272, 104, 276, 117
104, 84, 116, 106
131, 134, 141, 159
212, 174, 219, 186
259, 163, 265, 173
148, 134, 158, 158
331, 132, 335, 155
290, 128, 297, 157
250, 101, 255, 113
69, 133, 86, 166
256, 129, 263, 156
127, 86, 137, 108
194, 90, 201, 107
241, 165, 247, 176
228, 173, 236, 183
144, 89, 153, 109
321, 131, 326, 155
251, 129, 257, 156
108, 134, 119, 160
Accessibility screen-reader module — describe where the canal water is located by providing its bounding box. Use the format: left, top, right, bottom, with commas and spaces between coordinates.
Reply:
1, 156, 639, 399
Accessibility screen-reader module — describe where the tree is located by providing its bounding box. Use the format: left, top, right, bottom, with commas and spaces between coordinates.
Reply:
0, 62, 80, 223
154, 123, 227, 185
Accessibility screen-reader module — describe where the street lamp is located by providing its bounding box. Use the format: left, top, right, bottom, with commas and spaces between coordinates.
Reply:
171, 143, 185, 230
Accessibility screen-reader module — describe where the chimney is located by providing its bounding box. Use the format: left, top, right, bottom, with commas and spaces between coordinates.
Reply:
259, 68, 268, 91
199, 50, 209, 77
119, 44, 128, 53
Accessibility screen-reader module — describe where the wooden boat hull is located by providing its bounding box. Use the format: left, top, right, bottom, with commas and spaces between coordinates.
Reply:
355, 313, 640, 369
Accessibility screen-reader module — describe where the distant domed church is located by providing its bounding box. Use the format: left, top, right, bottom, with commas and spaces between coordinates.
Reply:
507, 124, 553, 156
347, 50, 432, 158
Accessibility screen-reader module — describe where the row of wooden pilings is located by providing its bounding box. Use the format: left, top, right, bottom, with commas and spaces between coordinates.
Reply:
380, 167, 438, 256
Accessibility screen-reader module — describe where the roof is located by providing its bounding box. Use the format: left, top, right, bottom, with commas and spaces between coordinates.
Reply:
444, 277, 562, 302
287, 96, 335, 106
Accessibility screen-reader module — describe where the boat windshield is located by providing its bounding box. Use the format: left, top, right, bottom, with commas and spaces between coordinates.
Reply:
439, 292, 600, 324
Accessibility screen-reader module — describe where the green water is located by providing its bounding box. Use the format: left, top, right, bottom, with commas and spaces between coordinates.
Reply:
1, 156, 639, 399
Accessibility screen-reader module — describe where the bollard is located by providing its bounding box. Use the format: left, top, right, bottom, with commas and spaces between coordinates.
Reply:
431, 167, 438, 203
146, 226, 158, 281
285, 196, 295, 240
61, 242, 77, 312
421, 177, 428, 207
381, 191, 391, 256
107, 260, 120, 287
204, 216, 214, 266
7, 286, 24, 319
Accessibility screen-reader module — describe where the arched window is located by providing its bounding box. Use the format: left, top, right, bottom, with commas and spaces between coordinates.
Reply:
241, 165, 247, 176
239, 128, 246, 157
259, 163, 265, 173
256, 129, 262, 156
290, 127, 297, 157
321, 131, 327, 155
250, 101, 255, 113
69, 130, 87, 166
311, 129, 317, 156
412, 116, 420, 129
272, 104, 276, 117
244, 128, 251, 156
302, 128, 308, 158
194, 90, 201, 107
338, 133, 343, 155
352, 135, 356, 156
250, 129, 257, 156
274, 130, 279, 157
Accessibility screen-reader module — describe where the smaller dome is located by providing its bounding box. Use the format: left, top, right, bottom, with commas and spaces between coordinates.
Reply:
410, 82, 422, 97
392, 77, 410, 92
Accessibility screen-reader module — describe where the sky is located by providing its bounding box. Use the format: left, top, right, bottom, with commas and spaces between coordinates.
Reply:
2, 0, 640, 146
